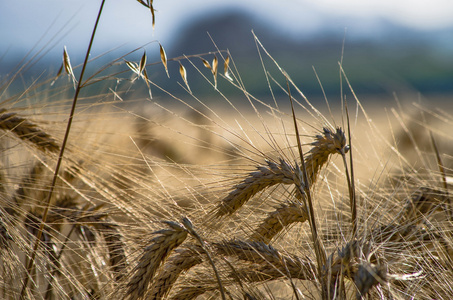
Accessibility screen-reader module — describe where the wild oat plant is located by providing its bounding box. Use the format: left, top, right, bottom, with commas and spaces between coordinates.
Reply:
1, 20, 452, 300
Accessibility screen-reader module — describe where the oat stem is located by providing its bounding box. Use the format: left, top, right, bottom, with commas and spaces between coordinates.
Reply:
20, 0, 106, 298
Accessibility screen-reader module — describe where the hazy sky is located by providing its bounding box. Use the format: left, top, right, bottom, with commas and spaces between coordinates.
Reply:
1, 0, 453, 57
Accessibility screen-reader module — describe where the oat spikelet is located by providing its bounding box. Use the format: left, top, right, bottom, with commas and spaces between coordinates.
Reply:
179, 62, 191, 93
224, 55, 233, 81
159, 43, 169, 78
148, 246, 203, 300
62, 46, 77, 88
304, 127, 348, 184
215, 159, 298, 217
201, 58, 211, 70
125, 221, 188, 300
212, 55, 218, 88
0, 109, 59, 153
250, 200, 308, 243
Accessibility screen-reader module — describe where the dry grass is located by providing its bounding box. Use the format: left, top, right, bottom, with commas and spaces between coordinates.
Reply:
1, 18, 452, 300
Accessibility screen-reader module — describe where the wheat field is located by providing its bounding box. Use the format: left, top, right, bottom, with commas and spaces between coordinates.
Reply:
1, 2, 453, 299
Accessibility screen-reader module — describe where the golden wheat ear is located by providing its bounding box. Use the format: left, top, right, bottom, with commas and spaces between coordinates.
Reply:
214, 127, 347, 225
215, 159, 297, 217
0, 109, 59, 153
148, 246, 204, 300
304, 127, 349, 185
124, 221, 188, 300
250, 200, 308, 243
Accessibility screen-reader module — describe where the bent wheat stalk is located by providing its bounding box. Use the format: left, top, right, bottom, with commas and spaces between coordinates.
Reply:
182, 217, 226, 300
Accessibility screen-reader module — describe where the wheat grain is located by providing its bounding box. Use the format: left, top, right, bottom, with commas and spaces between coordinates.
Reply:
250, 200, 308, 243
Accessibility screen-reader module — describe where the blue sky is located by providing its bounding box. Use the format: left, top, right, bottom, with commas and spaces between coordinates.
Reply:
1, 0, 453, 57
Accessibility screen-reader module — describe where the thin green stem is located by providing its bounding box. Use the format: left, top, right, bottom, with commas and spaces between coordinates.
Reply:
20, 1, 106, 298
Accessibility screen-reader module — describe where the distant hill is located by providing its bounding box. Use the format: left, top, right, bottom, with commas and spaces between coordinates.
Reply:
167, 10, 453, 97
2, 9, 452, 101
